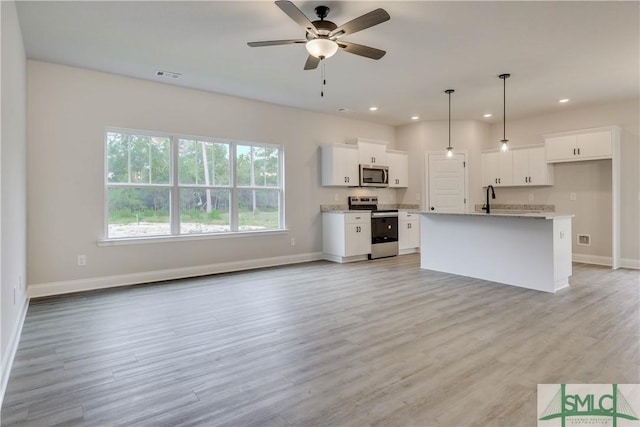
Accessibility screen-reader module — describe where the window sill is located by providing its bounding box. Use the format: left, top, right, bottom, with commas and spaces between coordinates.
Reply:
97, 229, 291, 246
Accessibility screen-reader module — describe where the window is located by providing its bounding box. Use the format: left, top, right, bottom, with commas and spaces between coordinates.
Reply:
105, 129, 283, 239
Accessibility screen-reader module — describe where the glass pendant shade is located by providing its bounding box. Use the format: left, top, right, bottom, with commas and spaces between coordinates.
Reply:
446, 147, 453, 157
306, 38, 339, 59
500, 140, 509, 152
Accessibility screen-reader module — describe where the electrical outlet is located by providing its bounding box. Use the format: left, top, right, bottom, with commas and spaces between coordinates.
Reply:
528, 193, 534, 201
290, 237, 296, 246
77, 255, 86, 266
570, 192, 577, 201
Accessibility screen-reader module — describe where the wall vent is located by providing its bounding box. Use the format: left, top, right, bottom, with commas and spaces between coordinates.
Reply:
155, 70, 182, 79
577, 234, 591, 246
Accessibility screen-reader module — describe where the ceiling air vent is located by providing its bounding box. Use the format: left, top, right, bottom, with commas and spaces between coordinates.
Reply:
155, 70, 182, 79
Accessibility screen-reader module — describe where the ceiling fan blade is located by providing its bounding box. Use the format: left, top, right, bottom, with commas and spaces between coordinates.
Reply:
275, 0, 318, 36
247, 39, 306, 47
338, 42, 386, 60
304, 55, 320, 70
329, 8, 390, 39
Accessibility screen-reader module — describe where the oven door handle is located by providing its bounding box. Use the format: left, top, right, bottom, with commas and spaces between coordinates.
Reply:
371, 212, 399, 218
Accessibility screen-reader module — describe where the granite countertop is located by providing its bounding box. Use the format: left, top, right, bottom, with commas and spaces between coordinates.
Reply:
420, 211, 574, 219
320, 204, 420, 213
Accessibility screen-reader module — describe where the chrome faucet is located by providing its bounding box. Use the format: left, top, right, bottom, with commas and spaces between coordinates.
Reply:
482, 185, 496, 214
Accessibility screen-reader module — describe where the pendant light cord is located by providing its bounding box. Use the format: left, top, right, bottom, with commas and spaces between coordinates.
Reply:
445, 89, 454, 151
499, 74, 510, 143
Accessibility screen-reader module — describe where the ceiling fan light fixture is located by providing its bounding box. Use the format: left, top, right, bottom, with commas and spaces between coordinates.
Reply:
306, 38, 338, 59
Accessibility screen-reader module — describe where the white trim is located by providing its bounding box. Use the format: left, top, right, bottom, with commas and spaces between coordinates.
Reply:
572, 253, 612, 267
572, 254, 639, 270
0, 296, 29, 408
620, 258, 640, 270
28, 252, 323, 298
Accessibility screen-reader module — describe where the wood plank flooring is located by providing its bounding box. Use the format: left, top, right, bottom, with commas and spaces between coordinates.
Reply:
2, 254, 638, 426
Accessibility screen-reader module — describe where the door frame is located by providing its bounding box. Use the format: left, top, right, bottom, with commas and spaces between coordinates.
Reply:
424, 150, 470, 213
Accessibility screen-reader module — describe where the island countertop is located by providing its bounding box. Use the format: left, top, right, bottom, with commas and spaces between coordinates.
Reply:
419, 211, 574, 220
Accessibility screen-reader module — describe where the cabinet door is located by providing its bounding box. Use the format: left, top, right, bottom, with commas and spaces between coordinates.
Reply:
497, 151, 513, 186
387, 151, 408, 187
527, 147, 549, 185
577, 130, 612, 159
357, 221, 372, 255
358, 141, 388, 165
321, 144, 359, 186
545, 135, 576, 162
343, 146, 359, 185
344, 214, 371, 256
482, 152, 498, 187
482, 151, 512, 186
512, 150, 529, 185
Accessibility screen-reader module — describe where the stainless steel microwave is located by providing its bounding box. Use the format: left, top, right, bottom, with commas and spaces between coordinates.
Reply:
360, 164, 389, 187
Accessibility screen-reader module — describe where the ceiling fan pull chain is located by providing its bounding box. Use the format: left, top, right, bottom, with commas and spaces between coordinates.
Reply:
320, 59, 325, 97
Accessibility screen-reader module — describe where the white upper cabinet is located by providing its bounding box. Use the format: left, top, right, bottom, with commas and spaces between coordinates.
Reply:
387, 150, 408, 188
482, 146, 553, 187
512, 147, 554, 186
482, 151, 513, 186
545, 127, 619, 163
349, 138, 388, 165
321, 144, 359, 186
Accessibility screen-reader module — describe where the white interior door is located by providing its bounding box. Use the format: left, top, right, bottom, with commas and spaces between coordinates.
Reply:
427, 153, 466, 213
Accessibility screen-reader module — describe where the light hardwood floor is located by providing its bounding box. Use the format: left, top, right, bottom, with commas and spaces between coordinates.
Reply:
2, 254, 638, 426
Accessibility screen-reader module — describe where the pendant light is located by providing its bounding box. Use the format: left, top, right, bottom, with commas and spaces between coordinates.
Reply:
499, 73, 511, 152
445, 89, 454, 157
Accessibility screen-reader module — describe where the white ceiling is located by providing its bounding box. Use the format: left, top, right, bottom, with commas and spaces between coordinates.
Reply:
15, 1, 640, 127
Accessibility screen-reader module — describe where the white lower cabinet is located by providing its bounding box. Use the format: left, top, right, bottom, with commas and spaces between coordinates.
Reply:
322, 212, 371, 263
398, 212, 420, 253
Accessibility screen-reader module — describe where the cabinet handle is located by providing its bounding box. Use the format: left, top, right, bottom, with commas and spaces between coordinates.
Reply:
355, 216, 361, 220
407, 223, 412, 229
577, 148, 580, 155
495, 178, 498, 184
498, 178, 501, 184
573, 148, 576, 155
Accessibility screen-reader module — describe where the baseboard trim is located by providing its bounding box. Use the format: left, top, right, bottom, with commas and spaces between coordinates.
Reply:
572, 254, 612, 267
620, 258, 640, 269
1, 296, 29, 408
572, 254, 640, 270
28, 252, 324, 298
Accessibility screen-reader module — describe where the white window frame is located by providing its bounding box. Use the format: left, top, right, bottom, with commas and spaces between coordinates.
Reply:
103, 127, 285, 242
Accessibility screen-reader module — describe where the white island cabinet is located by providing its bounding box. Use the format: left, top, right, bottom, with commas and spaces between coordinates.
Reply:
419, 212, 573, 293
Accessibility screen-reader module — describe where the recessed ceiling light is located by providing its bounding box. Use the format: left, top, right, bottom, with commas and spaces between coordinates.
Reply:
483, 113, 492, 118
369, 106, 378, 111
411, 115, 419, 120
559, 98, 570, 103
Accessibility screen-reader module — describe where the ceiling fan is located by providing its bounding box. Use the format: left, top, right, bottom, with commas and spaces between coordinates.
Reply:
247, 0, 390, 70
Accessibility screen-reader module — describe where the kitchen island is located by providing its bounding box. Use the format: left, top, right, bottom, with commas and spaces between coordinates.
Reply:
419, 212, 573, 293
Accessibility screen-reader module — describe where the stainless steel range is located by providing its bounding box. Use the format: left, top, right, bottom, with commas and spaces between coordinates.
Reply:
348, 196, 399, 259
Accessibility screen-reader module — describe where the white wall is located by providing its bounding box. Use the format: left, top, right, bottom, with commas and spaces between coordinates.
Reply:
395, 119, 490, 210
486, 100, 639, 266
0, 0, 28, 400
26, 61, 396, 294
